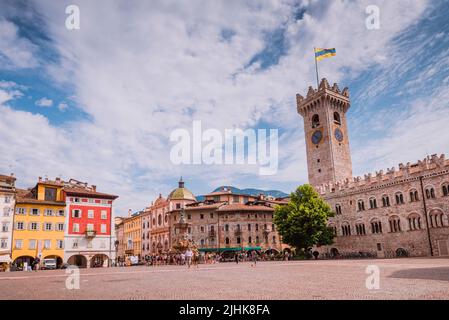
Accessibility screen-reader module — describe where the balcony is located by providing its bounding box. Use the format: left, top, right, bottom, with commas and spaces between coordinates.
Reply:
234, 229, 242, 237
85, 230, 97, 238
263, 228, 270, 235
208, 230, 216, 238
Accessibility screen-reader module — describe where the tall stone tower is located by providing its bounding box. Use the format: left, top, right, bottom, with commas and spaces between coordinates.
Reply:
297, 78, 353, 187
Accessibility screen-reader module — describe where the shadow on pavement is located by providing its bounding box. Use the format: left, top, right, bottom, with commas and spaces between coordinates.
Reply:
389, 267, 449, 282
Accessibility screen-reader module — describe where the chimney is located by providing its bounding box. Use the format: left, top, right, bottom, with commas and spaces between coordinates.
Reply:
92, 185, 97, 192
38, 176, 42, 182
128, 209, 132, 217
56, 177, 61, 184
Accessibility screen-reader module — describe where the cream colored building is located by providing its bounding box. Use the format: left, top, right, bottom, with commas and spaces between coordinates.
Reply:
0, 174, 16, 270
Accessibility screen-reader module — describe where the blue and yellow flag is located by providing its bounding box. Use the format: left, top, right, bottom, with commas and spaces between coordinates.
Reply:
315, 48, 336, 61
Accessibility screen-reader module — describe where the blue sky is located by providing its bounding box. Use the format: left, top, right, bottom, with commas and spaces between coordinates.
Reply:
0, 0, 448, 215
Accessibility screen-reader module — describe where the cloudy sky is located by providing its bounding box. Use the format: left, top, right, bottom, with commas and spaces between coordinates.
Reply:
1, 0, 448, 215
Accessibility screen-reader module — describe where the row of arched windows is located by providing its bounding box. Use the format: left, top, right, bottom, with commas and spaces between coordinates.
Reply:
332, 211, 447, 237
349, 185, 449, 214
224, 235, 276, 245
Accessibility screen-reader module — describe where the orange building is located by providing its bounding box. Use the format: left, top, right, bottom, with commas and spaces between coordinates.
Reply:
123, 211, 142, 258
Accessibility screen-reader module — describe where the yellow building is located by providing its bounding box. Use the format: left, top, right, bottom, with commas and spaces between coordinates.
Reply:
123, 211, 142, 259
12, 177, 66, 268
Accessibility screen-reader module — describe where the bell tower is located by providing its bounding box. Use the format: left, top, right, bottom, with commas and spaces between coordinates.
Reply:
297, 78, 353, 187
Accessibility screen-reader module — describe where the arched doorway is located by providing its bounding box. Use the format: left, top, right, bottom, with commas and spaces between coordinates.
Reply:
90, 254, 109, 268
396, 248, 408, 258
43, 255, 63, 269
330, 248, 339, 258
13, 256, 34, 270
67, 255, 87, 268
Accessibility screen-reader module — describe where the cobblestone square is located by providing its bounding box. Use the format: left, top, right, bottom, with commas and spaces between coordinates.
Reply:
0, 258, 448, 300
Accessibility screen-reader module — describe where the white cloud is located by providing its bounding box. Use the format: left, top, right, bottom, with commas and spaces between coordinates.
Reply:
35, 97, 53, 107
0, 0, 440, 215
0, 19, 38, 69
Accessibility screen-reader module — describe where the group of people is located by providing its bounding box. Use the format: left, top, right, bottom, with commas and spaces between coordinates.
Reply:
234, 250, 259, 266
117, 250, 293, 267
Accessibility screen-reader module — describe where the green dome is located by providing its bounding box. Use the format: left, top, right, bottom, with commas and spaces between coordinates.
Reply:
168, 178, 196, 201
168, 187, 196, 201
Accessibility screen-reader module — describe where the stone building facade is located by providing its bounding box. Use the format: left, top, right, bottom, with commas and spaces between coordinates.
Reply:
297, 78, 449, 257
170, 190, 285, 254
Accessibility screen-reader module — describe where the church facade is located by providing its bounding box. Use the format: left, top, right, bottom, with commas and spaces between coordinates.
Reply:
297, 79, 449, 258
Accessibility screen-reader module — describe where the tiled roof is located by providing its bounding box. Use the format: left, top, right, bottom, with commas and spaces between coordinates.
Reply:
63, 187, 118, 199
184, 202, 225, 211
15, 188, 65, 206
217, 203, 274, 212
0, 174, 16, 182
204, 191, 254, 197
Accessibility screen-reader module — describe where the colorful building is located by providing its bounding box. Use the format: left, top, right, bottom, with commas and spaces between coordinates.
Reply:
123, 211, 142, 258
63, 179, 118, 268
114, 217, 125, 263
0, 174, 16, 271
12, 177, 66, 268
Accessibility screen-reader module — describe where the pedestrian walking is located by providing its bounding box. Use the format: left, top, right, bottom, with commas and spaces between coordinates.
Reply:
251, 251, 257, 267
185, 249, 193, 268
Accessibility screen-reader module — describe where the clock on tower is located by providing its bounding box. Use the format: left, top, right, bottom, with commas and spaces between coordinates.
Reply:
296, 78, 353, 187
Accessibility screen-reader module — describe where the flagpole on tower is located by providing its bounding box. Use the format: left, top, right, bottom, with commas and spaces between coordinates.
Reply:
314, 47, 320, 89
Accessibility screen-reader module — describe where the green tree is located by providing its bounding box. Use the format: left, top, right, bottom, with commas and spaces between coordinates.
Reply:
274, 184, 335, 255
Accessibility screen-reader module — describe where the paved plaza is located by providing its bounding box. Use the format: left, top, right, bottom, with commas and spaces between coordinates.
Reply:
0, 258, 448, 300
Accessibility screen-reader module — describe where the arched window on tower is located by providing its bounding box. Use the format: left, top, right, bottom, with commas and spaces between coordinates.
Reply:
426, 187, 436, 199
312, 114, 320, 128
395, 192, 404, 205
409, 189, 419, 202
357, 200, 365, 212
369, 197, 377, 209
355, 223, 366, 235
371, 219, 382, 234
429, 210, 444, 228
341, 223, 351, 236
389, 216, 401, 233
407, 213, 421, 231
335, 204, 342, 215
333, 112, 341, 125
382, 195, 390, 207
442, 183, 449, 197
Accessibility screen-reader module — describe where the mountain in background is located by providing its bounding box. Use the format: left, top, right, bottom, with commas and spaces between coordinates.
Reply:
196, 186, 289, 201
